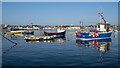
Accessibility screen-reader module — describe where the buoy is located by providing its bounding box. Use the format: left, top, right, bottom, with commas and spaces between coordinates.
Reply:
92, 34, 95, 37
39, 32, 41, 35
77, 31, 81, 36
95, 32, 99, 37
89, 33, 91, 36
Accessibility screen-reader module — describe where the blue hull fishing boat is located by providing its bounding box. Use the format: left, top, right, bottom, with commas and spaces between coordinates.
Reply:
44, 29, 66, 38
76, 12, 112, 40
76, 31, 112, 40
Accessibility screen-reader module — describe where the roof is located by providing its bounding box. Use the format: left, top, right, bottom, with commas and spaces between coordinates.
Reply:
97, 23, 110, 25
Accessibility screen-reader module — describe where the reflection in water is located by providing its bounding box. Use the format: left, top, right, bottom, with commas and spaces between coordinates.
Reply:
76, 38, 111, 61
25, 39, 56, 43
55, 37, 66, 45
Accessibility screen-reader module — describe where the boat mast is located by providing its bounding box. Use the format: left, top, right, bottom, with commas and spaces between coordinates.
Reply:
98, 12, 103, 23
99, 12, 106, 24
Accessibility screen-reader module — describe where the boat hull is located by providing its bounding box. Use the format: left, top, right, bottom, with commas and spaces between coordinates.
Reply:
76, 38, 111, 44
5, 31, 24, 34
23, 31, 34, 34
76, 32, 112, 40
25, 36, 54, 42
44, 31, 66, 37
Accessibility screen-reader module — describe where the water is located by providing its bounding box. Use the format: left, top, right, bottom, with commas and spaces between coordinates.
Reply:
2, 30, 118, 66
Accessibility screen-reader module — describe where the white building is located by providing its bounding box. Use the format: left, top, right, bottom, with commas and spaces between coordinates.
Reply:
66, 26, 80, 30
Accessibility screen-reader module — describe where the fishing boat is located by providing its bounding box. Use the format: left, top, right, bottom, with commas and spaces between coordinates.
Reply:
44, 28, 66, 38
25, 35, 54, 41
76, 12, 112, 40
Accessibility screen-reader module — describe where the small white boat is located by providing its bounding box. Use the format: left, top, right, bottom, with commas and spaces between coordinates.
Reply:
25, 35, 54, 41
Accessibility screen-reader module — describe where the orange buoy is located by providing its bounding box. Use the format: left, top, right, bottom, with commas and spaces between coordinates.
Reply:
77, 31, 81, 36
89, 33, 91, 36
39, 32, 41, 35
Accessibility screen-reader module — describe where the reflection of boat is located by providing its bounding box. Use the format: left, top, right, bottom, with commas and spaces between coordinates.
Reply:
44, 29, 66, 38
76, 12, 112, 40
76, 38, 111, 61
25, 39, 55, 43
55, 37, 66, 44
76, 38, 111, 51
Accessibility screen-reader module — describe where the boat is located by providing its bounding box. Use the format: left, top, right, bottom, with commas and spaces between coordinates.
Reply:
76, 12, 112, 40
5, 28, 24, 35
25, 35, 54, 41
113, 30, 118, 32
23, 31, 34, 34
44, 28, 66, 38
5, 30, 24, 35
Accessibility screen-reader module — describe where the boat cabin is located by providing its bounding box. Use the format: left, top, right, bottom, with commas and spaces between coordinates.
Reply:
96, 12, 111, 32
96, 22, 110, 32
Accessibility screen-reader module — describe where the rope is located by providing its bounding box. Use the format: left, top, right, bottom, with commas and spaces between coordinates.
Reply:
0, 33, 17, 45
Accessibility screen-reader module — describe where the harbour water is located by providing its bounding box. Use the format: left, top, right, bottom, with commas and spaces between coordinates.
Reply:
2, 30, 118, 66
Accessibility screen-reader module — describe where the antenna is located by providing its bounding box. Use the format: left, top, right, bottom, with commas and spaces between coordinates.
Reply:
80, 21, 83, 27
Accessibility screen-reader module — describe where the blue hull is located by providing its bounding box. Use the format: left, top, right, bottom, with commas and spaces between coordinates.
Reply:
23, 31, 34, 34
76, 32, 112, 40
76, 38, 111, 44
44, 31, 66, 36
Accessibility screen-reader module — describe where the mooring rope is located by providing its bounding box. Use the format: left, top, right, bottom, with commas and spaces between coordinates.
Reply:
0, 33, 17, 45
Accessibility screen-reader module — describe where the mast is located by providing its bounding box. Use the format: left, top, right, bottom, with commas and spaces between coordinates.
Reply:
98, 12, 106, 24
98, 12, 103, 23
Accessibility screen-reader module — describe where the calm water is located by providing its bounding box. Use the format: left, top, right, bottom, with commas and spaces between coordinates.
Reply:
2, 30, 118, 66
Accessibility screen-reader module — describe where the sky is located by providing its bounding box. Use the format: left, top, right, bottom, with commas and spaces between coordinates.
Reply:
2, 2, 118, 26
